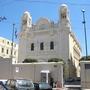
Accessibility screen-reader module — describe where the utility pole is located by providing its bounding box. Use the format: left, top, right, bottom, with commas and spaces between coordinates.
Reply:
11, 23, 15, 60
82, 9, 88, 60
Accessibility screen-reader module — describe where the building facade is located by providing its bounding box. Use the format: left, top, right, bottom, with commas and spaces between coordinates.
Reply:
0, 37, 18, 63
18, 4, 81, 78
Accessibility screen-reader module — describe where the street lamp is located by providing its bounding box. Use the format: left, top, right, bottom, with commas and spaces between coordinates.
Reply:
82, 9, 88, 60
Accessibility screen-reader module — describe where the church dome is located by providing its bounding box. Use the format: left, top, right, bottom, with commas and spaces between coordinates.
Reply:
23, 11, 31, 16
60, 4, 68, 14
23, 11, 32, 19
61, 4, 68, 8
36, 17, 50, 29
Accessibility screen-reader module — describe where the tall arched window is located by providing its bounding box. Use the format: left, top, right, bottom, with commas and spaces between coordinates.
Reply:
40, 42, 44, 50
50, 41, 54, 50
31, 43, 34, 51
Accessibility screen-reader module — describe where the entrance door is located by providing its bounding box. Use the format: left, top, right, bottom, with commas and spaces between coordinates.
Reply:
40, 70, 50, 83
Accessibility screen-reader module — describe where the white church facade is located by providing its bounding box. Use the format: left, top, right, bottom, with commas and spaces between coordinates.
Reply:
18, 4, 81, 78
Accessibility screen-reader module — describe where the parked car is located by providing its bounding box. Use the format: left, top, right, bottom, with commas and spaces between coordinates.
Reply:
34, 83, 39, 90
34, 82, 52, 90
6, 79, 34, 90
0, 80, 7, 85
0, 81, 8, 90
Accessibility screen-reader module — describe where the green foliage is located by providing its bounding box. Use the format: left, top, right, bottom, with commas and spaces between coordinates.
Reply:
48, 58, 63, 62
23, 58, 38, 63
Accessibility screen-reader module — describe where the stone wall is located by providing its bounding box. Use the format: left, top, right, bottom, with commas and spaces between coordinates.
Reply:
0, 58, 12, 79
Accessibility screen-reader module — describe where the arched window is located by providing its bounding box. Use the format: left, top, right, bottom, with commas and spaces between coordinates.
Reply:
31, 43, 34, 51
40, 42, 44, 50
1, 48, 4, 53
61, 13, 66, 19
6, 49, 9, 54
50, 41, 54, 50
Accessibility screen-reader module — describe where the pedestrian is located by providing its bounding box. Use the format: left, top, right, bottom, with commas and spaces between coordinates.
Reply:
50, 77, 54, 88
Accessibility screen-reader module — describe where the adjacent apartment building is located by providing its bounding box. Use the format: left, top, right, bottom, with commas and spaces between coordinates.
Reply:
0, 37, 18, 63
18, 4, 81, 78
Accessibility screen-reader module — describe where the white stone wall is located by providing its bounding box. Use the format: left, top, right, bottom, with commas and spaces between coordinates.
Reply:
26, 29, 61, 61
0, 58, 63, 87
18, 32, 28, 62
12, 62, 63, 85
59, 28, 69, 63
0, 58, 12, 79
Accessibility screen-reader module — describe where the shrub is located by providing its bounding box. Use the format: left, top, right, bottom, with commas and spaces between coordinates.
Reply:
48, 58, 63, 62
23, 58, 38, 63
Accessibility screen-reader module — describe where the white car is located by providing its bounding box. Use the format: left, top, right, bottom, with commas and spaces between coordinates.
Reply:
6, 79, 34, 90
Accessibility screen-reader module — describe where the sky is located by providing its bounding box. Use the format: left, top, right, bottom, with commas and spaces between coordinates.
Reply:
0, 0, 90, 56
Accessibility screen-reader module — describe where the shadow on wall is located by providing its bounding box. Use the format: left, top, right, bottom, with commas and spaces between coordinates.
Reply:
64, 59, 77, 80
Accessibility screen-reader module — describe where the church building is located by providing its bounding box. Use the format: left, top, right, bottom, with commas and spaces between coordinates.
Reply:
18, 4, 81, 78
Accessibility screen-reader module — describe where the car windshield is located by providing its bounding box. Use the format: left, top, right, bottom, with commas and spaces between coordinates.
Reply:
0, 84, 7, 90
39, 82, 51, 89
17, 80, 33, 87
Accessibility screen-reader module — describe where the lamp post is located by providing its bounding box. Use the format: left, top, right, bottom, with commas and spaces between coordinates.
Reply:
82, 9, 88, 60
10, 23, 15, 78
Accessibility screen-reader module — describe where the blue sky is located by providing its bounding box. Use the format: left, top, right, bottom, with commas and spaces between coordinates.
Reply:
0, 0, 90, 56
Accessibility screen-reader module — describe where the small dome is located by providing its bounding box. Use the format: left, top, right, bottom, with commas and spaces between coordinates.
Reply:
36, 17, 50, 26
22, 11, 32, 20
61, 4, 68, 8
24, 11, 30, 15
23, 11, 32, 18
36, 17, 50, 29
60, 4, 68, 13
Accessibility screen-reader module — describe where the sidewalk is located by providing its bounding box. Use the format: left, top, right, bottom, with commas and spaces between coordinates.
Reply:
53, 88, 65, 90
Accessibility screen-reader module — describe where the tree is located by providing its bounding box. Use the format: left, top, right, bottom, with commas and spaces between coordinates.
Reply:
23, 58, 38, 63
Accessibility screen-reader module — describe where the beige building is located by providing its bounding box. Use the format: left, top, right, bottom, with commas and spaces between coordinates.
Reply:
0, 37, 18, 63
18, 4, 81, 78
